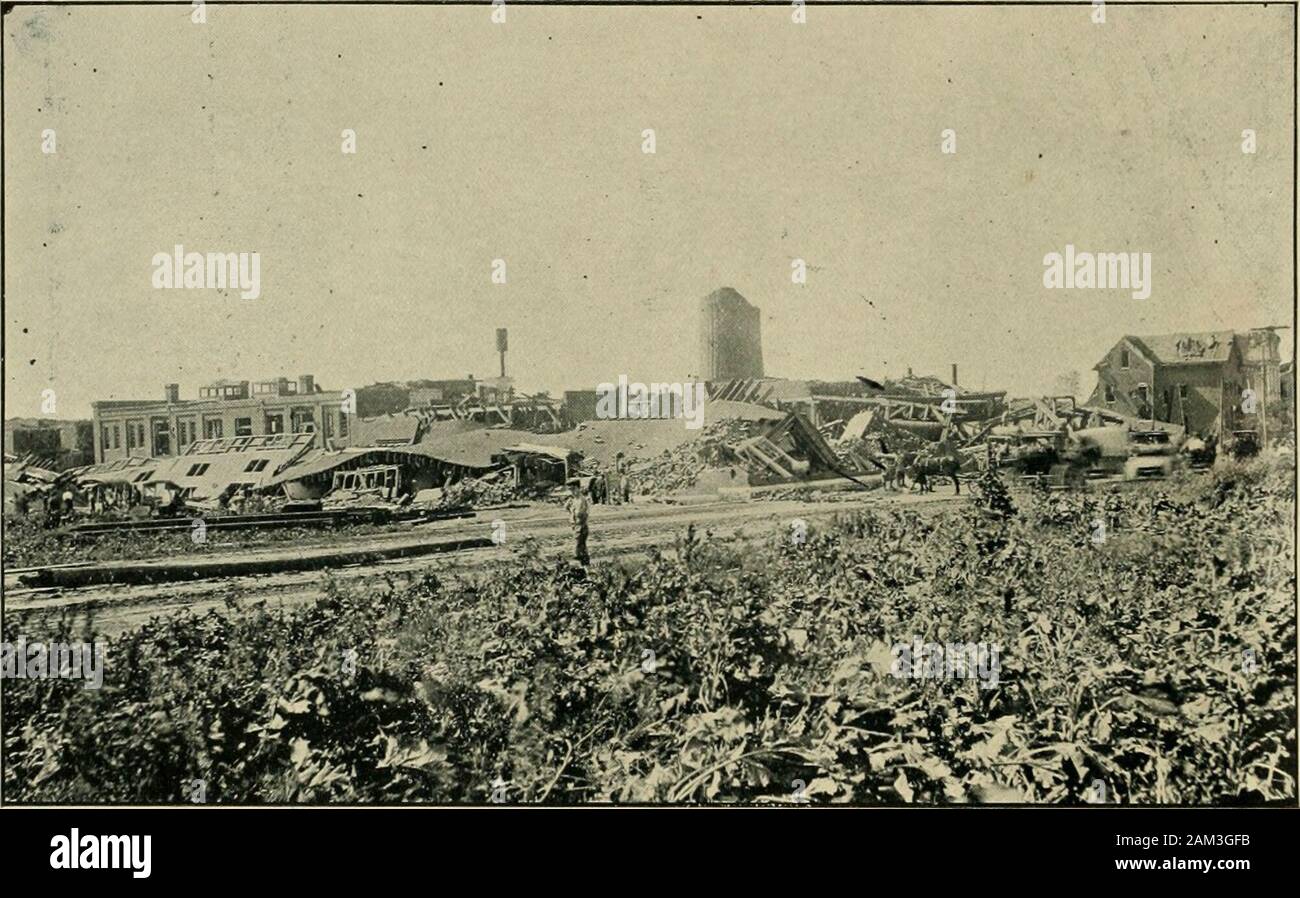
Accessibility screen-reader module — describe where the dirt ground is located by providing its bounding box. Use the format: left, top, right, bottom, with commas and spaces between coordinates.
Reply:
3, 487, 965, 636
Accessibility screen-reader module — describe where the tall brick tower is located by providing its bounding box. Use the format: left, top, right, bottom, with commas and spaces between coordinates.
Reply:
699, 287, 764, 381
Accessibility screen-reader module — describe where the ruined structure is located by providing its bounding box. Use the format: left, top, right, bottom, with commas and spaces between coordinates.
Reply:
1086, 332, 1256, 435
91, 375, 346, 464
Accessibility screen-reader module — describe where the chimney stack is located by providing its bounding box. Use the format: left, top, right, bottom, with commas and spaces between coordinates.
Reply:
298, 374, 315, 394
951, 364, 958, 387
164, 383, 180, 403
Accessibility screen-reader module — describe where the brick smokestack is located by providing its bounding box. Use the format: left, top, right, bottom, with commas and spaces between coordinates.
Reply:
164, 383, 180, 402
951, 364, 958, 387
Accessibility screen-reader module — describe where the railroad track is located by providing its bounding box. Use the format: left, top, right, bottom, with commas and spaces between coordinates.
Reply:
2, 491, 968, 635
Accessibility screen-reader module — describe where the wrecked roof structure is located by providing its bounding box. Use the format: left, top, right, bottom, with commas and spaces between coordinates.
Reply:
708, 374, 1008, 446
262, 448, 378, 488
1104, 332, 1239, 368
497, 443, 578, 463
814, 382, 1008, 444
4, 454, 67, 509
70, 455, 156, 486
264, 428, 550, 495
410, 393, 563, 431
407, 428, 545, 469
5, 455, 63, 485
730, 411, 849, 482
141, 432, 317, 498
494, 443, 580, 486
346, 414, 422, 447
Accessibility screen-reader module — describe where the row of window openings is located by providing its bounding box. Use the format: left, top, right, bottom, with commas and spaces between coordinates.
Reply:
103, 412, 348, 451
197, 383, 304, 399
184, 459, 268, 477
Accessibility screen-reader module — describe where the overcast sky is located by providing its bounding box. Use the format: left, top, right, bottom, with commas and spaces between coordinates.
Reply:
4, 3, 1294, 418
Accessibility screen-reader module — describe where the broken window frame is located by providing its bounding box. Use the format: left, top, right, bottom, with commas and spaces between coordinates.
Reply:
290, 406, 316, 434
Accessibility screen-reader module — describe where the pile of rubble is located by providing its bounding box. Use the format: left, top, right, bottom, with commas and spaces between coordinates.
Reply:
436, 470, 552, 509
438, 477, 516, 509
628, 420, 759, 497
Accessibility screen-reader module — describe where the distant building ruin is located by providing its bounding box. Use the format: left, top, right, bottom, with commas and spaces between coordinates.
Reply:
699, 287, 764, 381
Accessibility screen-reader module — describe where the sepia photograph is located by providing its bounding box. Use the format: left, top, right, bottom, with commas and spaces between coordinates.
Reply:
0, 0, 1296, 877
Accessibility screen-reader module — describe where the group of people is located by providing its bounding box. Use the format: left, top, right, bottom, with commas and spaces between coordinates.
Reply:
879, 448, 935, 493
11, 484, 78, 526
877, 443, 965, 495
564, 456, 633, 566
583, 463, 631, 507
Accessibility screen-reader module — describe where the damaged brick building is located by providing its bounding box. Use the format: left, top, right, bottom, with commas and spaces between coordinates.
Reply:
91, 375, 347, 463
1086, 330, 1284, 435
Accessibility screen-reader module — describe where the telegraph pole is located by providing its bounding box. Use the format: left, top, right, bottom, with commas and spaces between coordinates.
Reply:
1261, 355, 1269, 447
1249, 326, 1290, 448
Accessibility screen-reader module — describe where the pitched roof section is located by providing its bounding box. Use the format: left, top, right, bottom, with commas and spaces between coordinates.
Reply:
1126, 332, 1238, 366
261, 448, 378, 486
348, 414, 422, 446
146, 441, 317, 497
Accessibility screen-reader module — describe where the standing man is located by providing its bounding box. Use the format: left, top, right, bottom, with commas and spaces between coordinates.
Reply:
566, 478, 591, 566
912, 449, 931, 493
611, 454, 625, 506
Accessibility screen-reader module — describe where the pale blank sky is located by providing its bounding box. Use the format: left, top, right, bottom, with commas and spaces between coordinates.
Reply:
3, 3, 1294, 418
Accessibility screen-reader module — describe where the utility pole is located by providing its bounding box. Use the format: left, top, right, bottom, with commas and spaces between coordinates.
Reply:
1248, 326, 1289, 448
1261, 353, 1269, 447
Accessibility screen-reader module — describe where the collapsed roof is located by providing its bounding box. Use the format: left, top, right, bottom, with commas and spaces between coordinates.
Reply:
143, 433, 318, 498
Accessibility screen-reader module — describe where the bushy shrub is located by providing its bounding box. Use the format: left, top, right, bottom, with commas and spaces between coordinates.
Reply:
4, 458, 1294, 804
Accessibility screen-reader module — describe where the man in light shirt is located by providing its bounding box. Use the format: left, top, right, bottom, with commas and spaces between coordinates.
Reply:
566, 478, 590, 566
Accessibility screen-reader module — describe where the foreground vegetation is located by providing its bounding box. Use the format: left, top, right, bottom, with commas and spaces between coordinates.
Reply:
4, 459, 1294, 804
